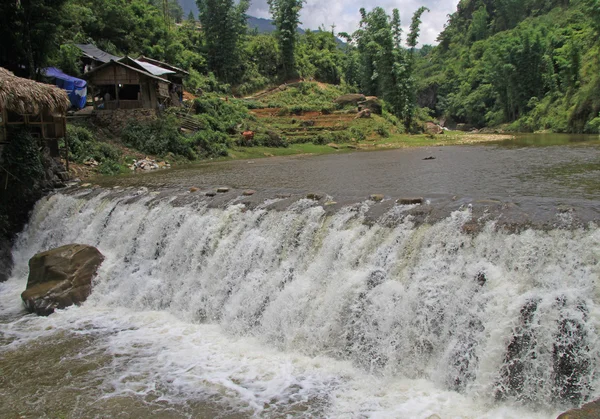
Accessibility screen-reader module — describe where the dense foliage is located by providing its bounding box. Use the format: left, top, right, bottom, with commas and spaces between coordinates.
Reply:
0, 129, 47, 238
416, 0, 600, 133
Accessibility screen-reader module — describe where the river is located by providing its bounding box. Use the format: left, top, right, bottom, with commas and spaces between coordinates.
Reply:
1, 133, 599, 418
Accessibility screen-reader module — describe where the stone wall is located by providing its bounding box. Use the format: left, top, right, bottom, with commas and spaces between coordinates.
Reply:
92, 108, 158, 136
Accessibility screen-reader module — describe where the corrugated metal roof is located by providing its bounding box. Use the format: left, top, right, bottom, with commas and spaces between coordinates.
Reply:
75, 44, 122, 63
132, 59, 175, 76
137, 56, 190, 76
83, 60, 171, 84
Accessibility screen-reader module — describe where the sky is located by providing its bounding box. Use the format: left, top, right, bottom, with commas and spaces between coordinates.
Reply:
247, 0, 460, 46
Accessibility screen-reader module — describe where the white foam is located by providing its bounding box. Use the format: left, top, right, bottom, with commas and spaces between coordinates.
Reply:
2, 191, 599, 416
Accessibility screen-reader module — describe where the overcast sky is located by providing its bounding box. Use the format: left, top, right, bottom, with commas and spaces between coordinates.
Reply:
248, 0, 459, 46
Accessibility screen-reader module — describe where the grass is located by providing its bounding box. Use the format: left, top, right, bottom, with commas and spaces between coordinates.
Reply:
223, 131, 515, 161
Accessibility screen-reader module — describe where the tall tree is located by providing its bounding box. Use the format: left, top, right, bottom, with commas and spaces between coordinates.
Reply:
267, 0, 305, 80
196, 0, 249, 82
0, 0, 68, 78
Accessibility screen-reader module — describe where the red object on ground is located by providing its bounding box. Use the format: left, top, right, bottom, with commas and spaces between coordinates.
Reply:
242, 131, 254, 143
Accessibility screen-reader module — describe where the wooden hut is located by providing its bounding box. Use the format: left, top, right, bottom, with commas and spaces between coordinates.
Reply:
0, 67, 70, 156
84, 60, 171, 110
136, 56, 189, 105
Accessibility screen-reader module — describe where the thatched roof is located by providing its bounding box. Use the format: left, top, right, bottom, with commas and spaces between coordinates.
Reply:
0, 67, 70, 115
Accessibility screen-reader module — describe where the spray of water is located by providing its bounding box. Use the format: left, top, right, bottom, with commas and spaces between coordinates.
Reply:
2, 189, 599, 417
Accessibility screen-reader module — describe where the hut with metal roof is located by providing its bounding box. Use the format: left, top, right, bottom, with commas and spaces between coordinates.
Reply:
0, 67, 69, 154
136, 56, 189, 104
83, 59, 171, 110
75, 44, 123, 72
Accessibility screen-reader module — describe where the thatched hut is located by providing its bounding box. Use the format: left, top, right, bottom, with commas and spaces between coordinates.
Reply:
0, 67, 70, 154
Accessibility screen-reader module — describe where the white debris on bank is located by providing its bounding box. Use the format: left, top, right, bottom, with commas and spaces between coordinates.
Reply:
129, 157, 171, 171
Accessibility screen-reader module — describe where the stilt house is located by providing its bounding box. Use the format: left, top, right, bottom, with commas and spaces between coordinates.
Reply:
0, 67, 70, 156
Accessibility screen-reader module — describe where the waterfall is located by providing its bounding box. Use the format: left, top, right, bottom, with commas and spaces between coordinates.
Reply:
3, 188, 600, 416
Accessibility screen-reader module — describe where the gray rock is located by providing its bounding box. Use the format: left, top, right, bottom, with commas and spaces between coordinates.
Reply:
358, 96, 382, 115
355, 109, 372, 119
206, 191, 217, 197
334, 94, 366, 107
370, 194, 385, 202
424, 122, 443, 135
217, 187, 230, 193
242, 190, 256, 196
21, 244, 104, 316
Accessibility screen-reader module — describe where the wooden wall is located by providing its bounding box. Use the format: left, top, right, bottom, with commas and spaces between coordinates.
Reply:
88, 64, 141, 85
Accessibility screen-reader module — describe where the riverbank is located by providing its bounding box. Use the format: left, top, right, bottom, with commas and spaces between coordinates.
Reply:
72, 130, 516, 181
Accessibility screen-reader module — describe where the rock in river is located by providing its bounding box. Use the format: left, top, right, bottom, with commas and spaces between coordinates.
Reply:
21, 244, 104, 316
557, 398, 600, 419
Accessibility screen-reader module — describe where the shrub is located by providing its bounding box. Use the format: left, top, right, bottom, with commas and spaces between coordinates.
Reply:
122, 115, 195, 159
585, 114, 600, 134
312, 132, 333, 145
98, 160, 123, 175
189, 130, 229, 157
350, 126, 366, 141
376, 124, 390, 138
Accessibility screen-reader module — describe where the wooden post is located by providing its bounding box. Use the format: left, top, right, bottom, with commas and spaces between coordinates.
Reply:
40, 111, 46, 139
1, 108, 7, 143
91, 85, 98, 110
63, 117, 69, 173
113, 65, 119, 109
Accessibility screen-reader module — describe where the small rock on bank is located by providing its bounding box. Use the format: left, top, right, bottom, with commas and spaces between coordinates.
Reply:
21, 244, 104, 316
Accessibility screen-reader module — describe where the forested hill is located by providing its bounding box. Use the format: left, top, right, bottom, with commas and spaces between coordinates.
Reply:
416, 0, 600, 133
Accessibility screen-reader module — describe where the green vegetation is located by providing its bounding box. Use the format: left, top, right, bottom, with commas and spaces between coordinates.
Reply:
0, 129, 47, 238
416, 0, 600, 133
268, 0, 305, 80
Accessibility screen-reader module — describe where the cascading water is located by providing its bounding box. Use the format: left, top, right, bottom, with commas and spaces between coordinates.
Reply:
1, 188, 599, 418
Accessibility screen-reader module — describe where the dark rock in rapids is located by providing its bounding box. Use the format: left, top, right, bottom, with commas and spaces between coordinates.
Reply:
397, 197, 424, 205
557, 398, 600, 418
423, 156, 436, 160
21, 244, 104, 316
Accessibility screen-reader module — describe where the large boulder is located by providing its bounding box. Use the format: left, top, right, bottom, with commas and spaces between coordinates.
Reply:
557, 399, 600, 419
21, 244, 104, 316
334, 94, 366, 107
358, 96, 382, 115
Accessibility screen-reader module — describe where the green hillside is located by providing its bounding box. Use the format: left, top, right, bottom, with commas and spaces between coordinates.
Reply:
416, 0, 600, 133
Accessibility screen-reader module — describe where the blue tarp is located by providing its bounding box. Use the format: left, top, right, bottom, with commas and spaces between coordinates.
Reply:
43, 67, 87, 110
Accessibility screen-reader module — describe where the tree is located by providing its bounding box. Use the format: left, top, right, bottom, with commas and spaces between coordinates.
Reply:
407, 7, 430, 50
196, 0, 249, 82
0, 0, 68, 78
267, 0, 305, 80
